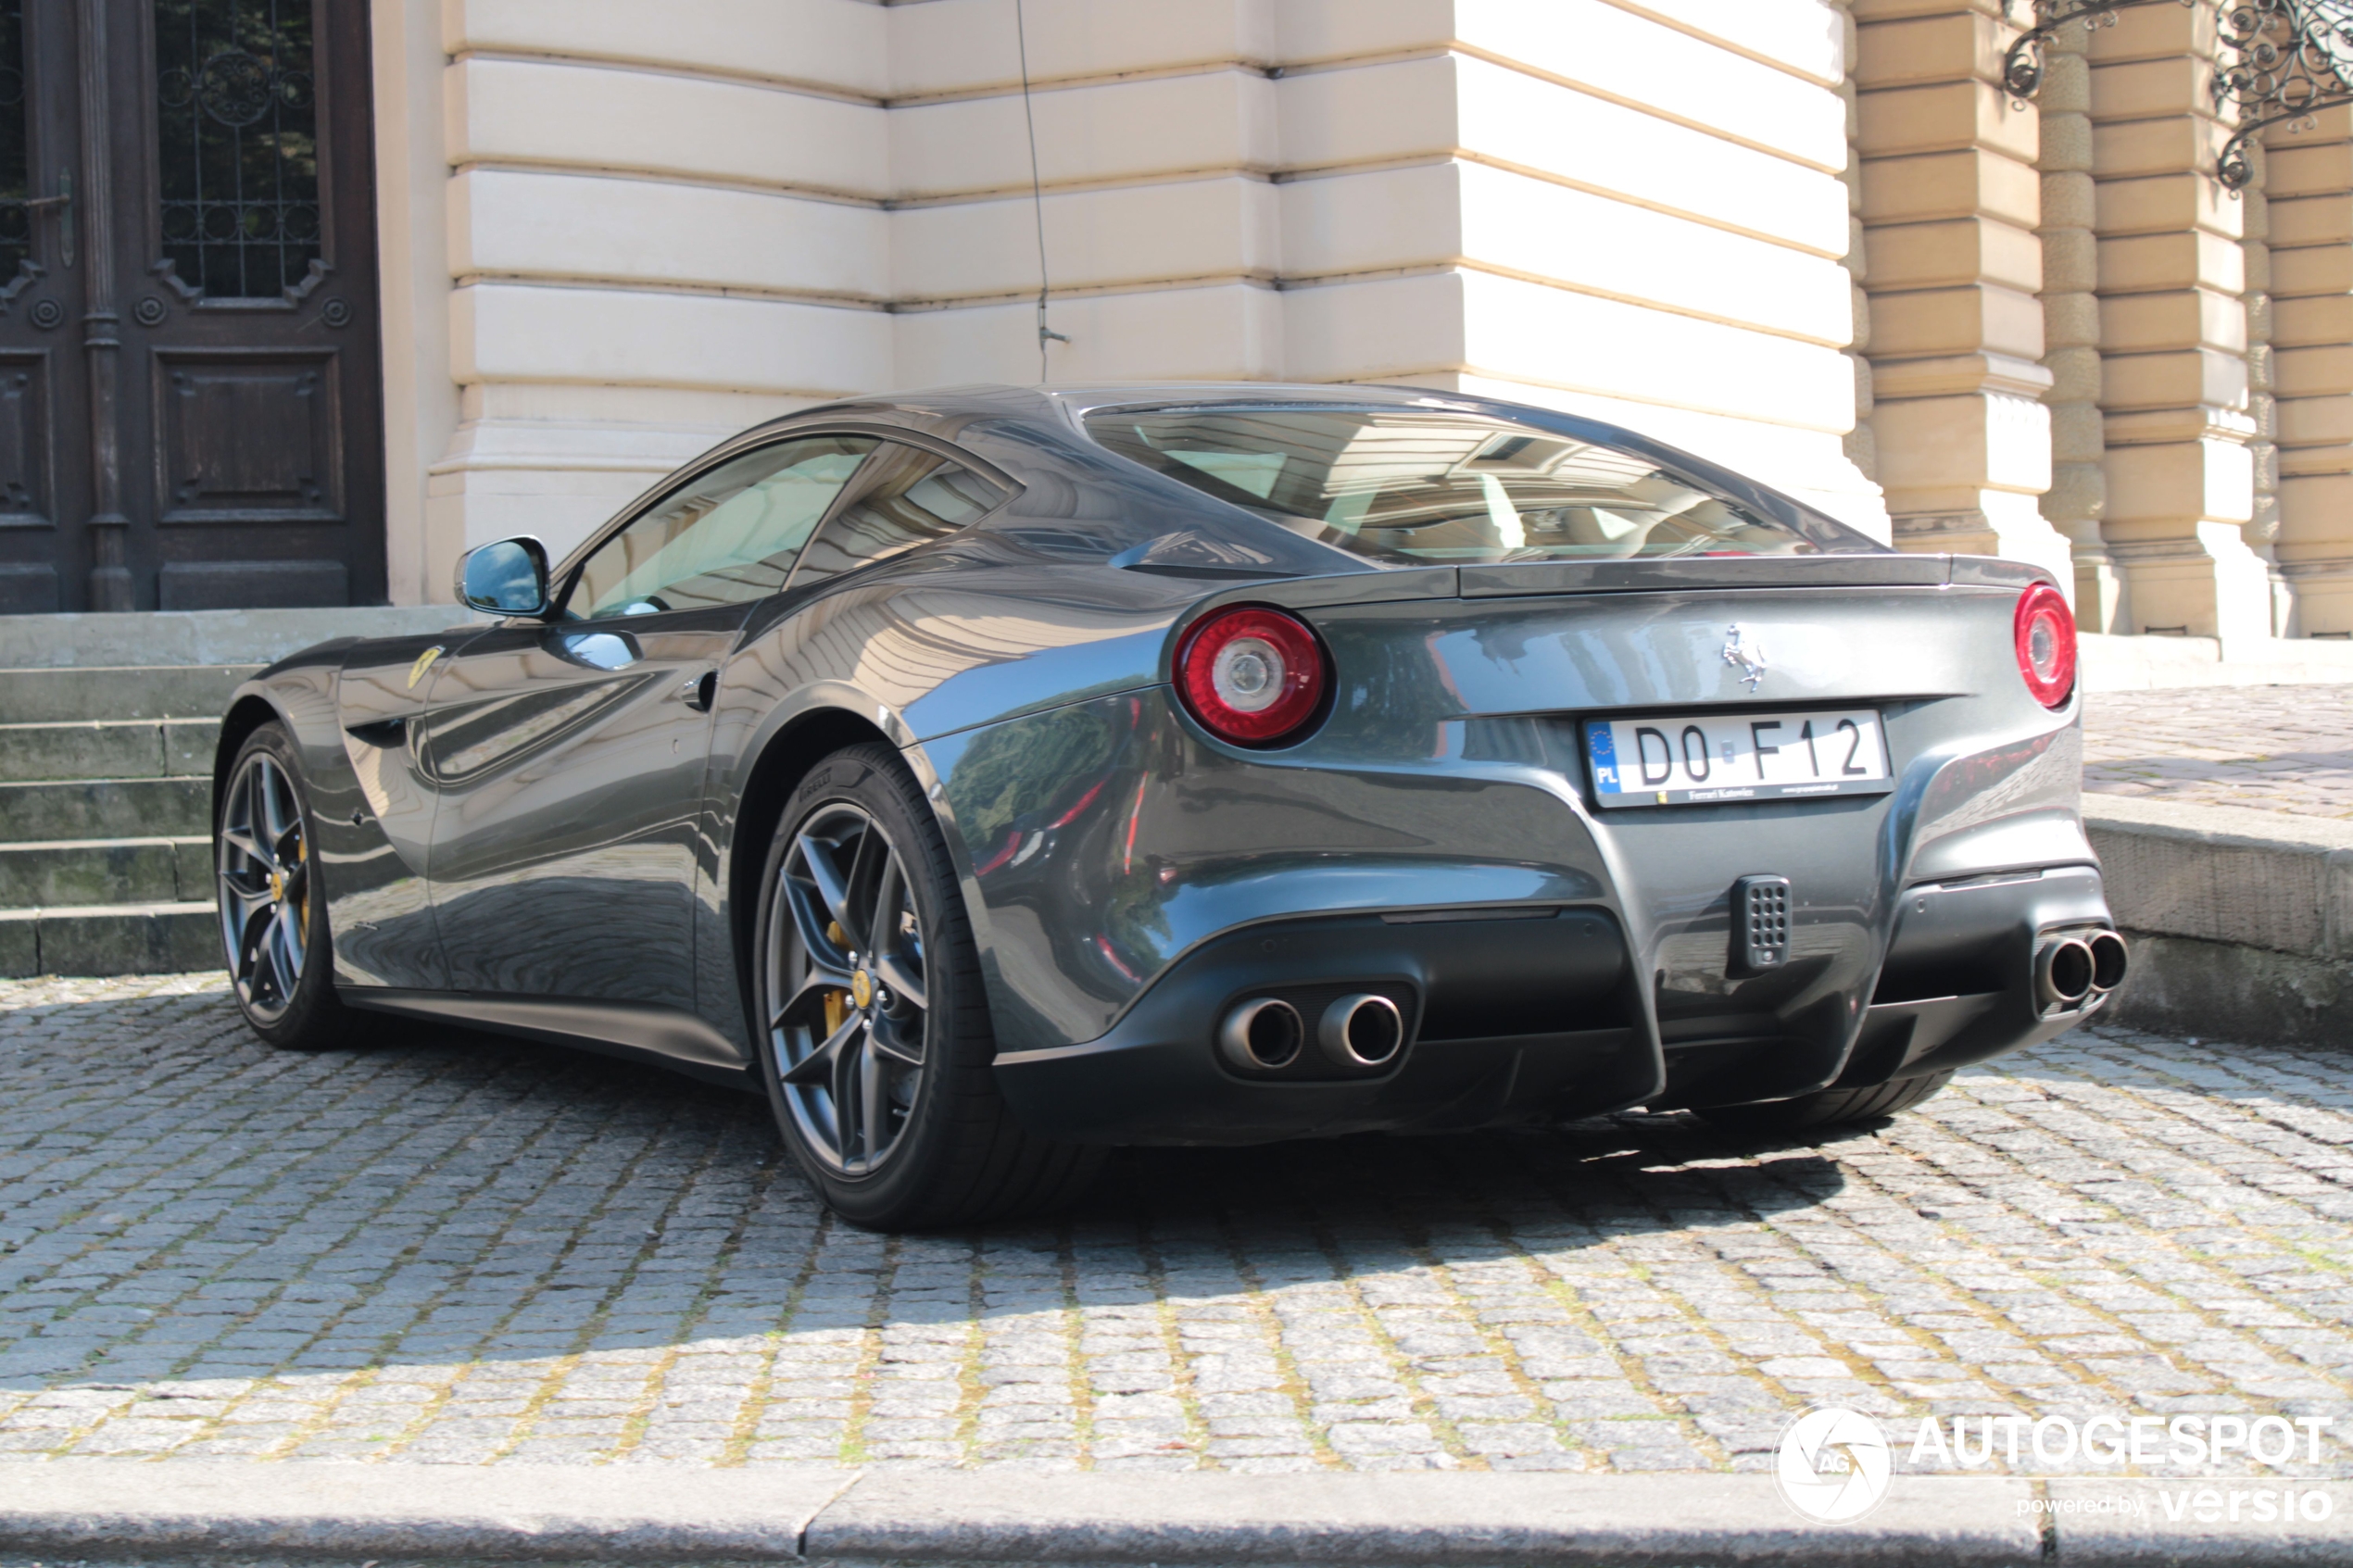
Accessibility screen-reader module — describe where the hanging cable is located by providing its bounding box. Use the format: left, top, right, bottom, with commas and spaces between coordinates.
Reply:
1015, 0, 1068, 383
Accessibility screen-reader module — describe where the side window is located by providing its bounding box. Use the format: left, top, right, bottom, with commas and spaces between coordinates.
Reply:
789, 443, 1007, 589
562, 434, 880, 621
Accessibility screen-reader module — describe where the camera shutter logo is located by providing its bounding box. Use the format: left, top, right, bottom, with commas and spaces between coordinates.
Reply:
1777, 1406, 1893, 1524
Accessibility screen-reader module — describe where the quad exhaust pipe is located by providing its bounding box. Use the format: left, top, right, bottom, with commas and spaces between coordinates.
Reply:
1218, 997, 1302, 1071
1218, 993, 1405, 1073
1319, 993, 1404, 1068
2035, 930, 2129, 1011
2036, 935, 2095, 1010
2088, 930, 2129, 994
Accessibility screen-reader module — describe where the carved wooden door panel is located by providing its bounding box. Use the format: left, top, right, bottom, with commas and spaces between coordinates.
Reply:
0, 0, 383, 614
0, 0, 82, 611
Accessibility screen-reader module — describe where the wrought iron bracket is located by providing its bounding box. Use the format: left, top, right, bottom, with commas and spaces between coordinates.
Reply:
2002, 0, 2200, 101
2003, 0, 2353, 193
2213, 0, 2353, 189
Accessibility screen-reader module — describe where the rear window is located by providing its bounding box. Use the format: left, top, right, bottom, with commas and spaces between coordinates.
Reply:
1085, 406, 1868, 565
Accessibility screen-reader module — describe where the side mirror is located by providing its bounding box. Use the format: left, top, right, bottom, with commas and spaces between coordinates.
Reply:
456, 536, 550, 617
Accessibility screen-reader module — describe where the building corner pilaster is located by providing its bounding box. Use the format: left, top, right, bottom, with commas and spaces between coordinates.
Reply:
1853, 0, 2070, 585
2240, 142, 2292, 635
2267, 106, 2353, 637
2087, 4, 2270, 643
1831, 0, 1881, 512
2035, 22, 2121, 626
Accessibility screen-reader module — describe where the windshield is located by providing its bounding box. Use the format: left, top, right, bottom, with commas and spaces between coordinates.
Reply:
1085, 406, 1863, 565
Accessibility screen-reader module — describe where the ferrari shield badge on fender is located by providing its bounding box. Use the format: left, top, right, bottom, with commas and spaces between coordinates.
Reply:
407, 646, 443, 690
1722, 624, 1767, 690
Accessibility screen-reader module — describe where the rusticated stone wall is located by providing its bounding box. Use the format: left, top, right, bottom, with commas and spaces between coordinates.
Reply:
373, 0, 1886, 590
1851, 0, 2071, 584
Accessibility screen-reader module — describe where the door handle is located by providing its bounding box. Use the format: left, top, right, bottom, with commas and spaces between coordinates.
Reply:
680, 671, 717, 712
19, 171, 70, 267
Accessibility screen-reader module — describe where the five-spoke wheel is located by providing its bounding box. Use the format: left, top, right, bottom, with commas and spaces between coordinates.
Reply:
219, 746, 310, 1024
752, 745, 1101, 1229
765, 801, 930, 1173
215, 723, 361, 1050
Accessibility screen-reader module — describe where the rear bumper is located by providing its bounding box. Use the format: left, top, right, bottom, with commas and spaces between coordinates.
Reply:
991, 865, 2117, 1146
993, 906, 1646, 1146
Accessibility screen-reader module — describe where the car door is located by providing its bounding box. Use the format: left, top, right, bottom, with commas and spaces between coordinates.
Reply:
420, 433, 879, 1010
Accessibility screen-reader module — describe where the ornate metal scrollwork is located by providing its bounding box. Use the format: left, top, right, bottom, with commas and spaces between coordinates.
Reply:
155, 0, 322, 299
2004, 0, 2353, 192
195, 50, 274, 128
2002, 0, 2200, 100
2213, 0, 2353, 188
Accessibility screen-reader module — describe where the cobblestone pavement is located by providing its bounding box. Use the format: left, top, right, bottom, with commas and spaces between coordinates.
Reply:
2083, 684, 2353, 819
0, 973, 2347, 1477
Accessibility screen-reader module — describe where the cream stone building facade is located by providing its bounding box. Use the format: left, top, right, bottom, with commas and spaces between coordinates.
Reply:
362, 0, 2353, 642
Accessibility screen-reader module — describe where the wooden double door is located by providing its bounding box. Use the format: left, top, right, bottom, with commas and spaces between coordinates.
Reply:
0, 0, 383, 614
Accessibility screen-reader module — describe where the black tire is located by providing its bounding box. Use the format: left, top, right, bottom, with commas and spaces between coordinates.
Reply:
216, 722, 368, 1051
1693, 1071, 1953, 1135
751, 743, 1103, 1230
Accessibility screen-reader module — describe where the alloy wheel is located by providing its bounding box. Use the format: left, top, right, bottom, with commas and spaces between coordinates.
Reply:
218, 751, 309, 1023
766, 802, 930, 1173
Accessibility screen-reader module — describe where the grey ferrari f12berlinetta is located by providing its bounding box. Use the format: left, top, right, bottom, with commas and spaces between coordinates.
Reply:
213, 383, 2124, 1228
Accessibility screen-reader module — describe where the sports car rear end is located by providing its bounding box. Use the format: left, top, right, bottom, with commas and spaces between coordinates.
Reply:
928, 395, 2121, 1144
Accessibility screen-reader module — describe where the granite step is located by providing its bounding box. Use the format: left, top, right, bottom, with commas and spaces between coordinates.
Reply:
0, 901, 217, 979
0, 836, 208, 908
0, 666, 253, 723
0, 778, 212, 843
0, 720, 219, 783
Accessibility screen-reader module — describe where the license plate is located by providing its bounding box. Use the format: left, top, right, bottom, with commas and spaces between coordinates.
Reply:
1584, 709, 1892, 808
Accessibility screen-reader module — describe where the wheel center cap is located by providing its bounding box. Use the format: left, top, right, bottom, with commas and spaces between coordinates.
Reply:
268, 870, 285, 902
850, 969, 875, 1010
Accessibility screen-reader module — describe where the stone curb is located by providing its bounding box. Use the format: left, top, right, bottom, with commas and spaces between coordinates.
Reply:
0, 1463, 2347, 1564
807, 1469, 2040, 1564
2083, 795, 2353, 1047
2078, 633, 2353, 691
0, 1461, 854, 1562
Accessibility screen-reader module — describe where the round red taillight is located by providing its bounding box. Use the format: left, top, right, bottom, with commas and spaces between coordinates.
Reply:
1175, 606, 1328, 746
2013, 582, 2077, 709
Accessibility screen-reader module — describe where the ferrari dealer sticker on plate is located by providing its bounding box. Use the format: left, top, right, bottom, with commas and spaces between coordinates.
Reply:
1584, 709, 1892, 808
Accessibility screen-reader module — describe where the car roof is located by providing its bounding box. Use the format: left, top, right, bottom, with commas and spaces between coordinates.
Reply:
1040, 382, 1458, 410
757, 381, 1505, 435
695, 380, 1877, 548
560, 380, 1894, 587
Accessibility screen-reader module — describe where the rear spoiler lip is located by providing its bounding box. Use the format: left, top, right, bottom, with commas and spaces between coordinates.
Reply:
1456, 552, 2050, 597
1185, 553, 2055, 622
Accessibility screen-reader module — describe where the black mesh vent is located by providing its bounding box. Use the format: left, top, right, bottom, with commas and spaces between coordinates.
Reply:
1731, 875, 1791, 975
